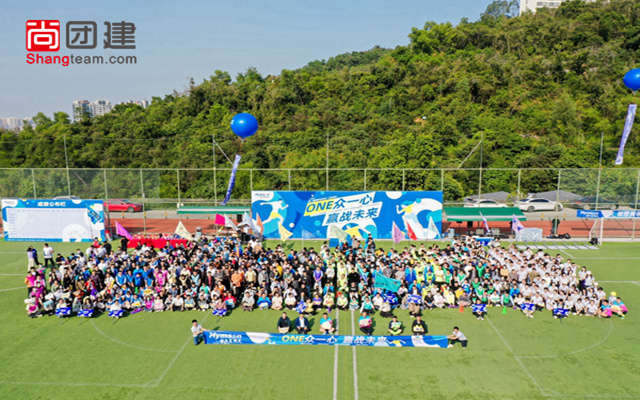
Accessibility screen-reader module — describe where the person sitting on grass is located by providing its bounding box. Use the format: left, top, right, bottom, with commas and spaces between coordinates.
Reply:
388, 316, 403, 336
277, 312, 291, 334
472, 299, 487, 321
295, 313, 310, 334
257, 291, 271, 310
359, 311, 373, 336
411, 315, 428, 336
585, 299, 598, 317
172, 294, 184, 311
319, 312, 335, 334
379, 300, 393, 318
271, 291, 284, 310
284, 292, 297, 310
323, 291, 335, 312
611, 297, 628, 319
184, 295, 195, 311
241, 290, 255, 312
447, 326, 467, 349
521, 298, 535, 319
337, 292, 348, 310
598, 300, 612, 318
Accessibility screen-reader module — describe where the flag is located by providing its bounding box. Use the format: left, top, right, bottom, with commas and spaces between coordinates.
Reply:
392, 221, 405, 244
115, 221, 132, 240
406, 222, 418, 241
78, 309, 94, 318
615, 104, 637, 165
512, 215, 525, 233
329, 225, 349, 243
344, 226, 363, 239
224, 215, 238, 230
383, 293, 398, 305
553, 308, 569, 317
373, 274, 402, 293
302, 229, 314, 240
296, 301, 306, 314
480, 212, 490, 233
472, 304, 487, 313
246, 212, 263, 238
407, 294, 422, 304
55, 307, 71, 317
174, 221, 193, 240
214, 214, 226, 226
212, 308, 227, 317
256, 213, 264, 236
236, 243, 242, 257
278, 223, 292, 242
220, 154, 242, 205
427, 216, 441, 239
521, 303, 535, 311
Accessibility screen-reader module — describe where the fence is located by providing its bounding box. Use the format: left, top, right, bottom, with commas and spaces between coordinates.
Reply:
1, 167, 638, 239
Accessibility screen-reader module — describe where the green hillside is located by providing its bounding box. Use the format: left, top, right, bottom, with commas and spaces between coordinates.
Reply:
2, 0, 640, 200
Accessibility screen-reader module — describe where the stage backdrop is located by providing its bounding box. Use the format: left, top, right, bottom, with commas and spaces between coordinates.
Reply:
251, 191, 442, 240
1, 198, 105, 242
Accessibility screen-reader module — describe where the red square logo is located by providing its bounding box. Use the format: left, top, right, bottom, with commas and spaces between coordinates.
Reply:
26, 20, 60, 51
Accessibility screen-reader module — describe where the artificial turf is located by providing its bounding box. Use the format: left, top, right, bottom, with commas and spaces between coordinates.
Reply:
0, 240, 638, 400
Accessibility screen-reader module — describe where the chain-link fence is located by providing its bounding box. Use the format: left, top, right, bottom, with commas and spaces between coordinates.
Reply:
1, 167, 638, 238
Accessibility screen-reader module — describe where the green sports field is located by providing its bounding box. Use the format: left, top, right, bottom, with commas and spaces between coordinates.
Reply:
1, 241, 639, 400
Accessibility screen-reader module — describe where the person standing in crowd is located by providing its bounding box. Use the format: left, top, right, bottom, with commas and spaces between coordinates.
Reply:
447, 326, 467, 349
192, 319, 205, 345
42, 243, 55, 269
26, 246, 36, 270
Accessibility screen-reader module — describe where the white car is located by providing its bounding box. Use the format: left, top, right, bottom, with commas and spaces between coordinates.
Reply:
463, 199, 508, 208
516, 198, 563, 212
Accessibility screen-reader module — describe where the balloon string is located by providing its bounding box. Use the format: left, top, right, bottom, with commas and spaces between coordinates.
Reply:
213, 138, 234, 165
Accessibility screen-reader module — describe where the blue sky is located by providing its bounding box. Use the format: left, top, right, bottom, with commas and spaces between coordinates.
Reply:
0, 0, 494, 119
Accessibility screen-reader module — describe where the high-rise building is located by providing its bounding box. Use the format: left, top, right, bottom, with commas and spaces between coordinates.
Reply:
72, 99, 113, 121
520, 0, 596, 14
72, 100, 91, 121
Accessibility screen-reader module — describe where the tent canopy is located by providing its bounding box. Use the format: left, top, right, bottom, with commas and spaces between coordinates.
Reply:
177, 206, 250, 215
444, 207, 526, 222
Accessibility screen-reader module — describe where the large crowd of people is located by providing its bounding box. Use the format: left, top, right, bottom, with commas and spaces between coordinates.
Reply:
24, 234, 628, 328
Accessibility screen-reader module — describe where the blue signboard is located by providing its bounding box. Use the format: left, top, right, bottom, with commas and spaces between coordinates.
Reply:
1, 198, 105, 242
578, 209, 640, 219
251, 191, 443, 240
204, 330, 449, 348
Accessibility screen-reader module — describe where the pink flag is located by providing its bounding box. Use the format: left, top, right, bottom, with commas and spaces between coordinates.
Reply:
392, 221, 405, 244
115, 221, 132, 239
214, 214, 226, 226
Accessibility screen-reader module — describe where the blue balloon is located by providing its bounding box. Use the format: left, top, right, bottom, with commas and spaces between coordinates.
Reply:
623, 69, 640, 91
230, 113, 259, 139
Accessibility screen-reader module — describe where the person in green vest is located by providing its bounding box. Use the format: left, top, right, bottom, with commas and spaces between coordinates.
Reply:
388, 316, 404, 335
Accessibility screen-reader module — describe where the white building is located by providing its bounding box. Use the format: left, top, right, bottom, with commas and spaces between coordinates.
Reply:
520, 0, 596, 14
0, 117, 32, 131
72, 99, 113, 121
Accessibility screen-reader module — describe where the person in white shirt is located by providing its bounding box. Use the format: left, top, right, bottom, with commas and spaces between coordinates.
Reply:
191, 319, 205, 345
43, 243, 55, 269
447, 326, 468, 349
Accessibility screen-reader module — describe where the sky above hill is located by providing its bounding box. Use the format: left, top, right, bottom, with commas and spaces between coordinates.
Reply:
0, 0, 494, 119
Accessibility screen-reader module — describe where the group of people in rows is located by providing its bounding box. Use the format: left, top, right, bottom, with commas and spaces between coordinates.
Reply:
24, 234, 627, 326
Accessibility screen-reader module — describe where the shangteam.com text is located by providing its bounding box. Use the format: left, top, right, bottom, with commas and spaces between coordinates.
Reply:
26, 53, 137, 66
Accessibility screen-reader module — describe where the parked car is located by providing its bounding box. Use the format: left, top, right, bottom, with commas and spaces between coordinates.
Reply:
463, 199, 508, 208
516, 198, 563, 213
569, 196, 618, 210
105, 199, 143, 212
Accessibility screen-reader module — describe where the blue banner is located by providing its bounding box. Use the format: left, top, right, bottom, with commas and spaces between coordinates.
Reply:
374, 274, 402, 293
251, 191, 443, 240
220, 154, 242, 206
203, 330, 448, 348
615, 104, 636, 166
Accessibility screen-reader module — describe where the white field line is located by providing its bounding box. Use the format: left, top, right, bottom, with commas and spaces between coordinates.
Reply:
333, 309, 339, 400
91, 320, 178, 353
486, 316, 544, 396
559, 249, 575, 259
151, 312, 210, 387
0, 286, 25, 292
350, 309, 359, 400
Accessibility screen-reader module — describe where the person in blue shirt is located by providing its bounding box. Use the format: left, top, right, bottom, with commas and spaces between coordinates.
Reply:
358, 311, 373, 336
319, 312, 335, 334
